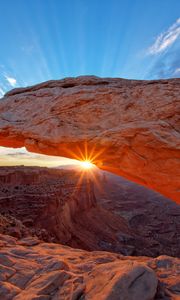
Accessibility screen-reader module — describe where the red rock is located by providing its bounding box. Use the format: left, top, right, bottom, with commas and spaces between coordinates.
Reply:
7, 227, 21, 239
0, 233, 179, 300
85, 262, 157, 300
0, 76, 179, 202
0, 281, 21, 299
0, 166, 179, 258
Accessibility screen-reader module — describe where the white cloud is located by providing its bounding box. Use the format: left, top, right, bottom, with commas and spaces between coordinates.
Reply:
0, 87, 5, 97
173, 67, 180, 75
147, 18, 180, 55
5, 75, 17, 87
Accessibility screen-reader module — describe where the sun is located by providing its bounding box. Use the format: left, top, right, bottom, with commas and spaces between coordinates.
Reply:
79, 160, 94, 169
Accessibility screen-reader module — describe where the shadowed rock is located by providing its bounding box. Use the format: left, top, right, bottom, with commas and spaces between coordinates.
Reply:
0, 166, 180, 257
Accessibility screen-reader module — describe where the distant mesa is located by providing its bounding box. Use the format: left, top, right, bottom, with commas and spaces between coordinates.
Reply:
0, 76, 179, 202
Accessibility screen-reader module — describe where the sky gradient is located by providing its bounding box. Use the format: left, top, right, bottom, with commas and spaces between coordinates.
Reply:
0, 0, 179, 166
0, 0, 180, 97
0, 146, 79, 167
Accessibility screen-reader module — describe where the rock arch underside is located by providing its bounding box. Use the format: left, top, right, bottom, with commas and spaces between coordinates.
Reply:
0, 76, 179, 203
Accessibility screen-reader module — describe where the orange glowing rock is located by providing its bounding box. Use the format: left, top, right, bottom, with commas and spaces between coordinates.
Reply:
0, 76, 179, 202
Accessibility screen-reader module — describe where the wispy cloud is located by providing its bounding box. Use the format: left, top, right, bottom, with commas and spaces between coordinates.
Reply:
147, 49, 180, 79
5, 75, 17, 87
173, 67, 180, 75
147, 18, 180, 55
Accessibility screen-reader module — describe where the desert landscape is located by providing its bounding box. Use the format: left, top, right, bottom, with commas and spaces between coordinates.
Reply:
0, 165, 180, 299
0, 1, 180, 298
0, 166, 180, 257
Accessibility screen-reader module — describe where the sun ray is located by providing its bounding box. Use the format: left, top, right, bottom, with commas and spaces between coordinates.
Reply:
88, 168, 105, 194
70, 170, 85, 197
84, 140, 88, 161
76, 144, 86, 161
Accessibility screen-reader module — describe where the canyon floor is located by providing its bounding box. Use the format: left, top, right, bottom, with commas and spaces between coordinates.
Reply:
0, 166, 180, 299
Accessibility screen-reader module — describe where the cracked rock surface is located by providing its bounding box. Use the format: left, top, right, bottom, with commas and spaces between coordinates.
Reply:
0, 233, 180, 300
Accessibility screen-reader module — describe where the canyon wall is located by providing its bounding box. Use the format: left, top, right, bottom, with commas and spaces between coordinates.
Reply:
0, 166, 179, 257
0, 167, 97, 247
0, 76, 179, 202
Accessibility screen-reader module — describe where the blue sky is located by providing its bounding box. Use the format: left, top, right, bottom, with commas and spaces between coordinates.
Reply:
0, 0, 180, 97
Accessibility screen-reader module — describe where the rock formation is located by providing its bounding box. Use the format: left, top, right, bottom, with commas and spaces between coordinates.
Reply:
0, 166, 179, 257
0, 76, 179, 202
0, 233, 179, 299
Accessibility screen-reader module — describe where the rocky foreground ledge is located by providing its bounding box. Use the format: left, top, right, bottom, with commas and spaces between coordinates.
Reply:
0, 233, 179, 300
0, 76, 180, 202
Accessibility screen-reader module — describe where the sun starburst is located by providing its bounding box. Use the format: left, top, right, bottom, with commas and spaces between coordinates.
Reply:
79, 160, 94, 169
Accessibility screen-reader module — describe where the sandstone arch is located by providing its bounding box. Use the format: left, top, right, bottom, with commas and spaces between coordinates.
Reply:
0, 76, 179, 202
